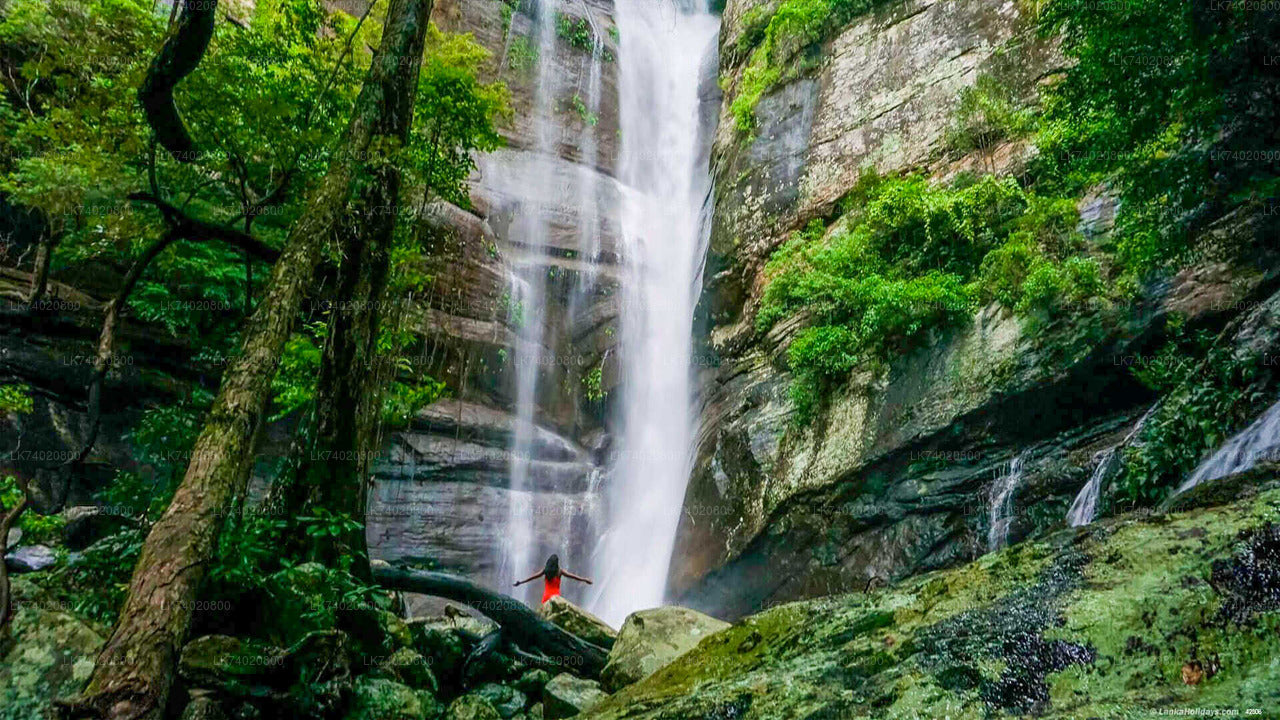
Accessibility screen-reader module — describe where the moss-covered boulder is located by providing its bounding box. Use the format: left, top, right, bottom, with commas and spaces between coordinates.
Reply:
345, 677, 443, 720
599, 607, 729, 692
588, 488, 1280, 718
0, 577, 104, 717
444, 693, 503, 720
473, 682, 526, 718
375, 647, 438, 692
542, 674, 607, 719
178, 635, 290, 697
539, 596, 616, 650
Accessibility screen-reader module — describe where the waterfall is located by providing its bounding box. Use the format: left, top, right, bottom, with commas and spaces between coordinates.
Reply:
1176, 396, 1280, 495
586, 0, 720, 626
1066, 448, 1117, 528
496, 0, 562, 603
987, 451, 1028, 552
1066, 404, 1158, 527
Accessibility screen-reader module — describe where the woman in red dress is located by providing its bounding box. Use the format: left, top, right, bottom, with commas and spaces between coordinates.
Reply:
513, 554, 592, 603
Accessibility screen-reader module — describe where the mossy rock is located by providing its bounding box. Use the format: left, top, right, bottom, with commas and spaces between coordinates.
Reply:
473, 682, 526, 718
178, 635, 289, 697
539, 596, 617, 650
542, 673, 607, 719
513, 668, 552, 697
0, 577, 104, 718
374, 647, 439, 693
444, 693, 503, 720
344, 677, 443, 720
587, 488, 1280, 718
600, 607, 729, 692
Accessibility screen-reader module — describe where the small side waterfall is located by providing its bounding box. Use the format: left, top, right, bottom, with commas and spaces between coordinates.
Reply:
1066, 404, 1158, 527
1176, 396, 1280, 495
1066, 448, 1119, 527
587, 0, 720, 626
987, 451, 1028, 552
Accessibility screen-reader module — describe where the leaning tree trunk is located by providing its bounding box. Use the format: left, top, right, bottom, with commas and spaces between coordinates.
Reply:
293, 130, 416, 575
55, 2, 436, 718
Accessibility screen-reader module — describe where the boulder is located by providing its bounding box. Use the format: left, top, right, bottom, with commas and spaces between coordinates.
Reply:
0, 577, 104, 715
4, 543, 57, 573
539, 596, 616, 649
179, 691, 229, 720
62, 505, 135, 550
473, 682, 526, 718
345, 677, 443, 720
6, 526, 20, 547
542, 673, 607, 719
378, 647, 438, 692
599, 607, 728, 692
178, 635, 289, 695
445, 693, 503, 720
513, 668, 552, 697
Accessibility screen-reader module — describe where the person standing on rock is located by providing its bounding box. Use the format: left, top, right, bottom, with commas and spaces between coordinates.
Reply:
514, 553, 592, 603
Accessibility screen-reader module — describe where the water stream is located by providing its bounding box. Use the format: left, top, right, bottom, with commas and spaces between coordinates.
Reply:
1176, 396, 1280, 495
586, 0, 720, 626
987, 451, 1028, 552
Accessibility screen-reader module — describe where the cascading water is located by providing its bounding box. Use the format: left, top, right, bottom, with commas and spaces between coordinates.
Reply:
1066, 448, 1118, 528
587, 0, 720, 626
497, 0, 561, 603
987, 451, 1028, 552
1176, 396, 1280, 495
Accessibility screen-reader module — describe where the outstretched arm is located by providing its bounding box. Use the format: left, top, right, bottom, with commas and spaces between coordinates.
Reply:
562, 570, 593, 585
514, 571, 544, 587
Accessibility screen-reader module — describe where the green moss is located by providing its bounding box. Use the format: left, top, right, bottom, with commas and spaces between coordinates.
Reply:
591, 489, 1280, 719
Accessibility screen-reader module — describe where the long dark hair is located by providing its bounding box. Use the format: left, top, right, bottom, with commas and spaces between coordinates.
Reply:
543, 554, 560, 579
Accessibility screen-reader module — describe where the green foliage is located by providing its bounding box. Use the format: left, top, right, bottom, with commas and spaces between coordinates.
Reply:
945, 74, 1035, 157
0, 475, 65, 543
507, 36, 538, 72
758, 171, 1111, 423
570, 94, 599, 127
582, 364, 606, 402
405, 25, 510, 208
1033, 0, 1280, 276
556, 13, 595, 51
729, 0, 890, 133
0, 383, 33, 418
1112, 330, 1266, 507
45, 527, 145, 624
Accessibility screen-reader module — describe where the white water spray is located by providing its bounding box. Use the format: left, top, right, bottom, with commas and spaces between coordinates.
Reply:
988, 451, 1028, 552
587, 0, 719, 626
1176, 396, 1280, 495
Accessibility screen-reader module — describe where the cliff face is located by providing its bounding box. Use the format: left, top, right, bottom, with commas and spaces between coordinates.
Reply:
673, 0, 1280, 618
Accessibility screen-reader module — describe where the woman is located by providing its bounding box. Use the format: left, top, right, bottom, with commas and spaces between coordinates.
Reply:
514, 554, 592, 603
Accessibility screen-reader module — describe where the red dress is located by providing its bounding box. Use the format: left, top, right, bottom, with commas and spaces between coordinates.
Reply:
542, 574, 561, 603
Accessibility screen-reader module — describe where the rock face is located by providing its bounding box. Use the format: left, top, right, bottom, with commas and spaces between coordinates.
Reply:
541, 673, 608, 719
539, 596, 617, 650
673, 0, 1280, 619
599, 607, 729, 692
590, 484, 1280, 718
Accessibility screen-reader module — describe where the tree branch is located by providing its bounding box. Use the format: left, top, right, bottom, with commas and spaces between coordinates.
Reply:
138, 0, 219, 161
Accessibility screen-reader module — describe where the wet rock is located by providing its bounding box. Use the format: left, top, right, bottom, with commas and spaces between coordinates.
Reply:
600, 607, 729, 692
445, 693, 502, 720
345, 677, 443, 720
473, 682, 526, 718
1209, 522, 1280, 625
542, 673, 607, 719
4, 543, 56, 573
539, 595, 617, 649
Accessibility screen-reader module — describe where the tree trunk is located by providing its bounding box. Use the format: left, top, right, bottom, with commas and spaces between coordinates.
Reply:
295, 140, 416, 575
55, 3, 436, 718
26, 233, 56, 308
372, 566, 610, 677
